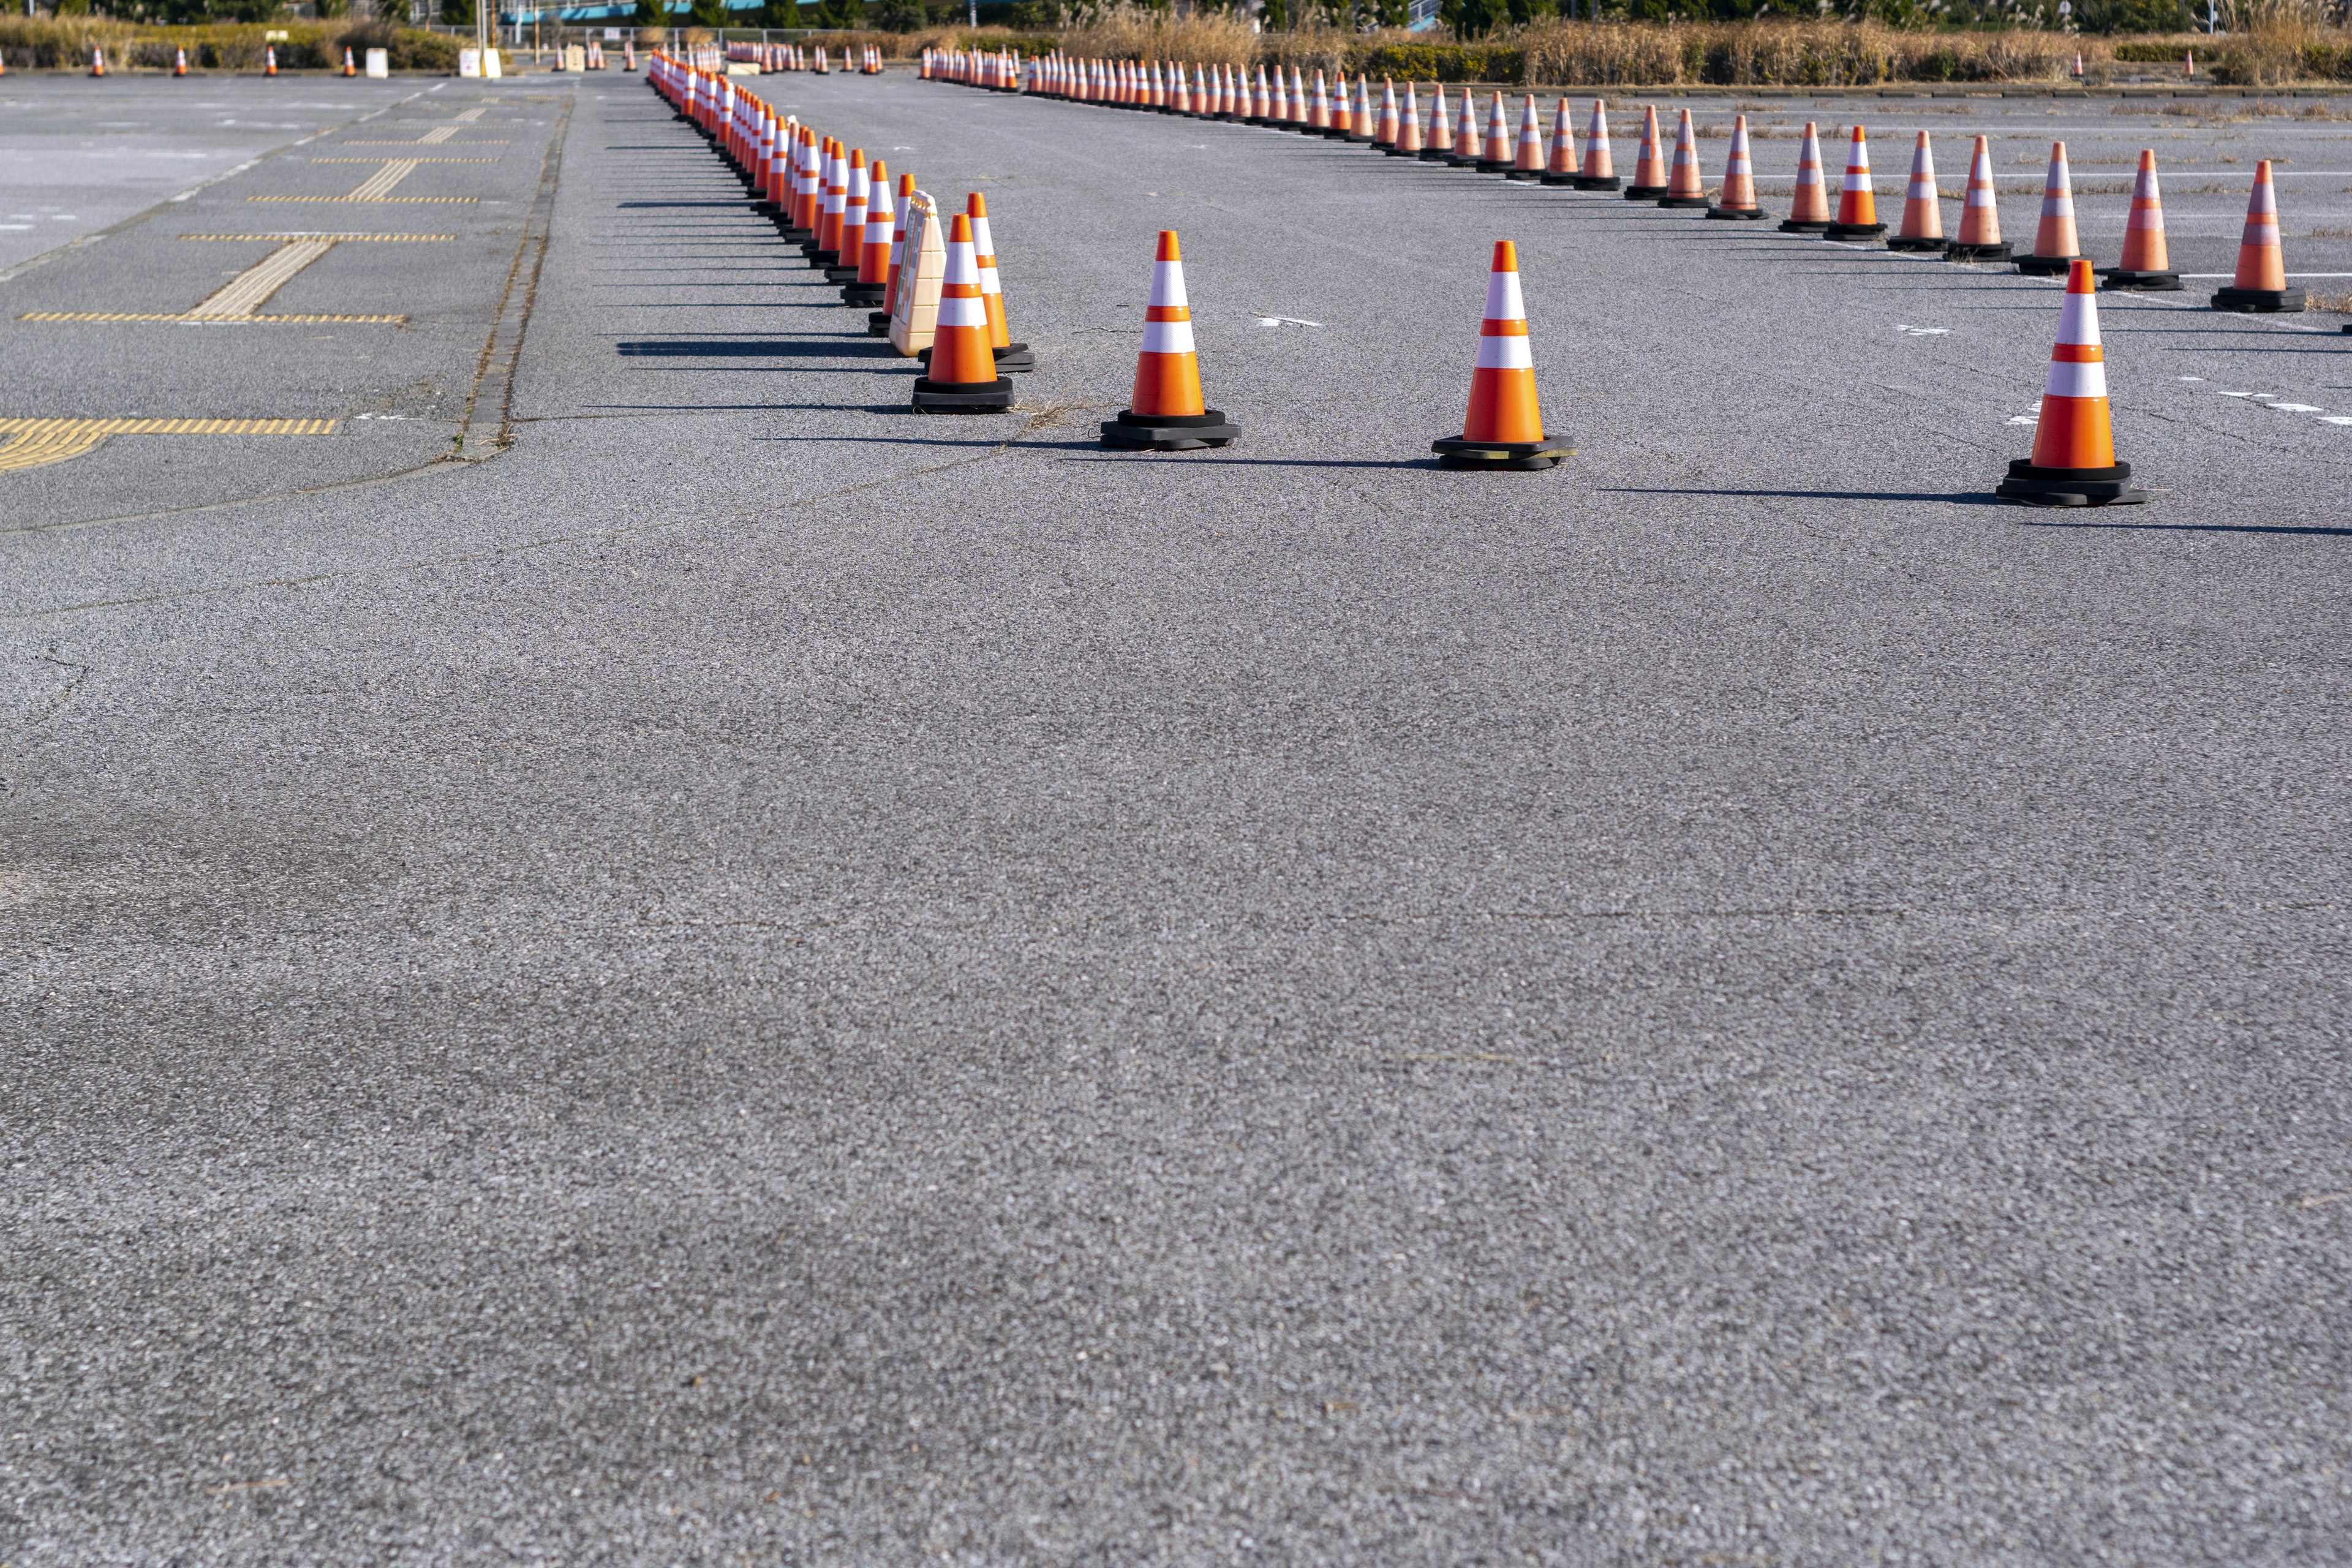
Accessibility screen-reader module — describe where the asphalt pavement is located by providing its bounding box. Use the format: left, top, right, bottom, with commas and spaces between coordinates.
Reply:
3, 66, 2350, 1566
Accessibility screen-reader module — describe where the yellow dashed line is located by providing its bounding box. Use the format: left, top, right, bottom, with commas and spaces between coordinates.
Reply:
177, 234, 457, 243
16, 312, 407, 323
307, 157, 501, 164
0, 417, 338, 474
248, 196, 478, 203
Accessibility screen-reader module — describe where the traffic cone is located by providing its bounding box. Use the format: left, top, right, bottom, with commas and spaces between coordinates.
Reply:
1506, 96, 1545, 182
2212, 161, 2304, 312
1474, 91, 1512, 173
2016, 142, 2080, 276
91, 46, 105, 77
343, 47, 356, 77
1996, 260, 2148, 507
966, 191, 1034, 369
1659, 107, 1709, 208
1375, 78, 1400, 149
1541, 96, 1577, 185
174, 47, 187, 77
1102, 230, 1240, 451
1887, 131, 1947, 252
1420, 84, 1453, 162
2101, 149, 2181, 291
1824, 126, 1886, 241
1308, 69, 1332, 134
1447, 88, 1482, 167
1945, 135, 2011, 262
1432, 241, 1572, 472
1706, 115, 1764, 219
1395, 82, 1423, 156
844, 160, 892, 305
1624, 105, 1667, 199
911, 213, 1015, 413
2184, 47, 2195, 76
1779, 121, 1831, 234
870, 170, 916, 331
1348, 75, 1377, 144
813, 141, 850, 267
1574, 100, 1617, 190
824, 151, 870, 282
786, 129, 818, 242
264, 45, 276, 77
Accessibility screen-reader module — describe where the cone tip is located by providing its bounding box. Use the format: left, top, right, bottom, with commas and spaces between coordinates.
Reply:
2067, 257, 2094, 293
1155, 229, 1182, 262
1491, 239, 1517, 273
967, 190, 988, 216
949, 212, 972, 242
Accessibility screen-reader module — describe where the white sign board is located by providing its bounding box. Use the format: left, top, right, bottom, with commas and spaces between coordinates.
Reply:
458, 47, 481, 77
364, 47, 389, 78
483, 48, 502, 78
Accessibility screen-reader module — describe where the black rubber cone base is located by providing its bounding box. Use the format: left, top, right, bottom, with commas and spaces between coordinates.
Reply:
1101, 408, 1239, 451
2098, 268, 2182, 291
1432, 435, 1574, 471
1572, 175, 1621, 191
1994, 459, 2148, 507
1779, 218, 1831, 234
1658, 195, 1712, 209
1384, 145, 1420, 157
1417, 147, 1453, 162
1707, 205, 1766, 220
866, 310, 892, 336
840, 281, 885, 306
1505, 168, 1545, 182
1540, 172, 1578, 185
1623, 184, 1668, 200
2014, 252, 2079, 276
782, 225, 812, 243
918, 343, 1036, 373
1474, 158, 1514, 174
911, 376, 1016, 413
1945, 241, 2013, 262
2212, 285, 2305, 312
1887, 235, 1949, 252
1823, 221, 1887, 241
823, 263, 862, 284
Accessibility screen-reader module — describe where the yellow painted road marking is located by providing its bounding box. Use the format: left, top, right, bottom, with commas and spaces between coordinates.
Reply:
248, 160, 477, 204
17, 312, 404, 323
176, 234, 457, 242
18, 234, 432, 325
307, 157, 500, 164
0, 417, 337, 475
249, 197, 476, 203
337, 138, 510, 147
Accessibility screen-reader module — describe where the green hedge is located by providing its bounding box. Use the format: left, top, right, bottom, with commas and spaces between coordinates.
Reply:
1350, 42, 1523, 82
2113, 39, 2192, 61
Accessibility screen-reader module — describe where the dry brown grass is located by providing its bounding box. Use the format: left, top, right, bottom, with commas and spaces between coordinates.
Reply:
1517, 18, 2082, 88
1055, 4, 1260, 73
0, 12, 135, 68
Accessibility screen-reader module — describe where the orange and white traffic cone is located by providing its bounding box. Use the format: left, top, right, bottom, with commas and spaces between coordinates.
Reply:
2101, 149, 2181, 291
1706, 115, 1764, 219
264, 45, 276, 77
870, 170, 916, 331
1623, 105, 1668, 199
1433, 241, 1572, 472
1888, 130, 1946, 252
1659, 107, 1708, 208
1347, 75, 1376, 143
2212, 160, 2304, 312
1505, 96, 1545, 182
1448, 87, 1483, 167
1395, 82, 1423, 157
1574, 100, 1617, 190
174, 47, 187, 77
1779, 121, 1831, 234
967, 191, 1033, 369
1996, 260, 2147, 507
911, 213, 1015, 413
1102, 230, 1239, 451
1375, 78, 1400, 150
825, 151, 871, 282
786, 129, 819, 244
1823, 125, 1885, 241
1420, 84, 1453, 162
1472, 91, 1512, 172
90, 46, 105, 77
2016, 141, 2081, 276
813, 141, 850, 268
343, 47, 356, 77
844, 159, 892, 305
1945, 134, 2010, 262
1541, 96, 1578, 186
2184, 47, 2195, 77
1308, 69, 1332, 133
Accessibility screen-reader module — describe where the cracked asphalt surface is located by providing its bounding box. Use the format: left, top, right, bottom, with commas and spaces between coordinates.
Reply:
4, 66, 2350, 1565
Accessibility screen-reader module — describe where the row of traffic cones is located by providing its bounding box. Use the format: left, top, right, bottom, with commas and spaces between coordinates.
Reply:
932, 62, 2307, 314
685, 58, 2149, 498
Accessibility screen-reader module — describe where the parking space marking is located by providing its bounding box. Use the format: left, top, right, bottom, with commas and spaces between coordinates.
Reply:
249, 159, 478, 204
15, 233, 451, 326
0, 417, 337, 475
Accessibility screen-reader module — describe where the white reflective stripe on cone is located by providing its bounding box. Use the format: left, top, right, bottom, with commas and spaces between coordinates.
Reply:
1474, 337, 1535, 371
1139, 320, 1196, 355
1483, 270, 1526, 323
937, 293, 988, 329
2054, 293, 2101, 346
1150, 259, 1189, 308
2042, 362, 2108, 400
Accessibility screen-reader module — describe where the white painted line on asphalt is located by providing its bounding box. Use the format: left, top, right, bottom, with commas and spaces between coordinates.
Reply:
2180, 271, 2352, 277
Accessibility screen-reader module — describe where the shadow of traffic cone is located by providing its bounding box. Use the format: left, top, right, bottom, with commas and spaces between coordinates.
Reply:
1395, 82, 1423, 156
1707, 115, 1764, 219
912, 213, 1015, 413
1996, 260, 2148, 507
1779, 122, 1831, 233
1888, 131, 1947, 252
2101, 150, 2182, 291
1433, 241, 1572, 472
2212, 160, 2304, 312
1573, 100, 1617, 190
844, 160, 892, 305
1420, 85, 1452, 162
1945, 135, 2010, 262
1102, 231, 1239, 451
1542, 96, 1577, 185
1624, 105, 1668, 199
1659, 107, 1709, 208
2016, 142, 2081, 276
1506, 96, 1545, 181
1824, 126, 1886, 242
